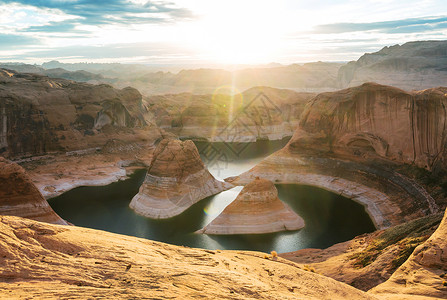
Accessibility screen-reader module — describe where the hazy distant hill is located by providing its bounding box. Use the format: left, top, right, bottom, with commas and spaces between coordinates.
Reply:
0, 63, 110, 84
338, 40, 447, 90
38, 61, 343, 95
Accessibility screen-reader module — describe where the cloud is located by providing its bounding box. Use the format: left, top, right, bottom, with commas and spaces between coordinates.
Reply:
1, 0, 194, 33
313, 16, 447, 34
0, 33, 39, 47
25, 21, 87, 33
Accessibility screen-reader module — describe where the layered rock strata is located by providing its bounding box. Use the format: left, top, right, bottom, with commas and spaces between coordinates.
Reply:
228, 83, 446, 229
0, 157, 68, 225
338, 41, 447, 91
371, 208, 447, 299
130, 139, 232, 219
0, 215, 377, 299
147, 86, 315, 142
0, 68, 154, 159
198, 178, 304, 234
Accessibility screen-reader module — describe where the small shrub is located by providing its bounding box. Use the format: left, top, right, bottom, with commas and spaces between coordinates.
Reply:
271, 251, 278, 258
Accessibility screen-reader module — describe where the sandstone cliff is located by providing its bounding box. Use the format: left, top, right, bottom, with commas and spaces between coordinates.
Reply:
229, 83, 445, 229
292, 82, 447, 171
0, 68, 155, 159
147, 86, 315, 142
0, 215, 377, 299
0, 157, 67, 225
130, 139, 232, 219
281, 213, 443, 292
198, 178, 304, 234
371, 208, 447, 299
338, 41, 447, 91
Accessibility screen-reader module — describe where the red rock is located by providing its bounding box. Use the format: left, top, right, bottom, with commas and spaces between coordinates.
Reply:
0, 157, 68, 225
198, 178, 304, 234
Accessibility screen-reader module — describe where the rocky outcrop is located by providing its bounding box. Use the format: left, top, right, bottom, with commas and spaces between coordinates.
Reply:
371, 208, 447, 299
147, 86, 315, 142
0, 215, 377, 299
0, 157, 68, 225
280, 213, 443, 292
292, 82, 447, 172
338, 41, 447, 91
130, 139, 232, 219
198, 178, 304, 234
228, 83, 446, 229
0, 68, 153, 159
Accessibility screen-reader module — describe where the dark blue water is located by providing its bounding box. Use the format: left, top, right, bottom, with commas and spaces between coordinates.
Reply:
49, 139, 375, 253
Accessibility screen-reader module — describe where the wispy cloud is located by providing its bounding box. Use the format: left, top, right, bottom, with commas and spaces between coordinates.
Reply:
313, 16, 447, 34
1, 0, 194, 27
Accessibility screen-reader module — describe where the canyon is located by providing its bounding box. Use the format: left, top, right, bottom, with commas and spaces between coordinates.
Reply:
2, 41, 447, 299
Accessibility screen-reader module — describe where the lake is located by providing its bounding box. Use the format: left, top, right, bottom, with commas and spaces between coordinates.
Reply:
49, 139, 375, 253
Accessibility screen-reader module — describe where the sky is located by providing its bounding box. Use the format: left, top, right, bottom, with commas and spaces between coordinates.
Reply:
0, 0, 447, 66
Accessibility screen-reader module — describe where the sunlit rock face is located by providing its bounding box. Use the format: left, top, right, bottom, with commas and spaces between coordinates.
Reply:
229, 83, 446, 229
198, 178, 304, 235
130, 139, 232, 219
0, 68, 150, 159
146, 86, 315, 142
371, 207, 447, 299
292, 82, 447, 171
338, 41, 447, 91
0, 157, 68, 225
0, 215, 377, 300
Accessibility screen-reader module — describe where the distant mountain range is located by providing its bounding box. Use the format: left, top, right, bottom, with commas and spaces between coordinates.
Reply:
2, 40, 447, 95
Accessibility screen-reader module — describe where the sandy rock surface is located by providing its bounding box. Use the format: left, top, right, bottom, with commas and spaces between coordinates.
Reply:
198, 178, 304, 234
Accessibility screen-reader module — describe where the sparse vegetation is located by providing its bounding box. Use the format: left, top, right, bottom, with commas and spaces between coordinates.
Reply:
303, 265, 316, 273
271, 251, 278, 258
349, 213, 442, 269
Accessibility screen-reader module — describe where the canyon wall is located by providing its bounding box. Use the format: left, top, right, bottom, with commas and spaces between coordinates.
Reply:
0, 68, 155, 159
147, 86, 315, 142
0, 157, 68, 225
230, 83, 447, 228
292, 82, 447, 171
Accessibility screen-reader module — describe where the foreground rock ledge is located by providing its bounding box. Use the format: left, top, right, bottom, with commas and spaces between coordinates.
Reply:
0, 157, 68, 225
130, 139, 232, 219
0, 215, 376, 299
198, 178, 305, 235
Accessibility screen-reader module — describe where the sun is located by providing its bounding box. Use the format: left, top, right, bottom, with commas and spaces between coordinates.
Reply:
185, 0, 285, 64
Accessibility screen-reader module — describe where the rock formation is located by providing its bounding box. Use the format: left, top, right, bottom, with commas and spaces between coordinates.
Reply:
0, 68, 154, 159
280, 213, 443, 292
147, 86, 315, 142
292, 82, 447, 172
198, 178, 304, 234
130, 139, 232, 219
0, 215, 376, 299
338, 41, 447, 91
228, 83, 446, 229
0, 157, 68, 225
371, 207, 447, 299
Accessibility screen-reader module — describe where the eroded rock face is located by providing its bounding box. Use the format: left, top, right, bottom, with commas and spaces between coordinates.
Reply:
229, 83, 445, 229
338, 41, 447, 91
147, 86, 315, 142
130, 139, 232, 219
0, 157, 67, 225
0, 68, 150, 159
198, 178, 304, 234
0, 215, 376, 299
292, 82, 447, 171
371, 208, 447, 299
